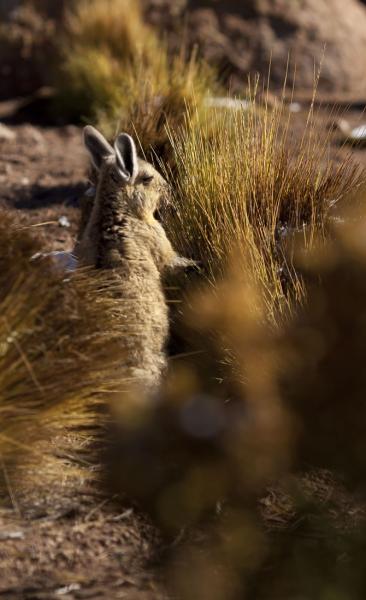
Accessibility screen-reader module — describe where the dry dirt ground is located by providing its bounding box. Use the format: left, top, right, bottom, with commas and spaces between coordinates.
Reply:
0, 100, 84, 253
0, 491, 164, 600
0, 101, 168, 600
1, 97, 366, 599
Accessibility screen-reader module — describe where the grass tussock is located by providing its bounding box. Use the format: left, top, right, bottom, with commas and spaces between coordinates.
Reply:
0, 211, 129, 483
167, 98, 364, 324
57, 0, 217, 158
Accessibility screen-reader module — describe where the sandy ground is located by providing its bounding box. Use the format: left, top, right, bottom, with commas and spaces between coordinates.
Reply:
0, 114, 84, 252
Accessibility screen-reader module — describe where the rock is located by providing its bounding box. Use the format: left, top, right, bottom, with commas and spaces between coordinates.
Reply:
289, 102, 302, 113
0, 530, 24, 540
58, 215, 71, 228
22, 124, 45, 145
55, 583, 81, 596
205, 97, 250, 110
335, 118, 366, 146
0, 123, 15, 141
146, 0, 366, 96
0, 0, 21, 19
0, 4, 56, 100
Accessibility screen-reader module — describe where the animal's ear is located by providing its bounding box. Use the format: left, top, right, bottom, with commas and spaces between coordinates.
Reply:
114, 133, 139, 184
83, 125, 114, 171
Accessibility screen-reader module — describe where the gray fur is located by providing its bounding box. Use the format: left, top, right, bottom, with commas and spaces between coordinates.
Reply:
76, 126, 189, 395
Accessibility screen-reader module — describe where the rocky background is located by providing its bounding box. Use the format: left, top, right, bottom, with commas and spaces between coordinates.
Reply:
2, 0, 366, 100
145, 0, 366, 97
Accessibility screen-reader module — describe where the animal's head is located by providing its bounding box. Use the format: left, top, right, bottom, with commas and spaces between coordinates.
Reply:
83, 126, 195, 273
83, 125, 169, 215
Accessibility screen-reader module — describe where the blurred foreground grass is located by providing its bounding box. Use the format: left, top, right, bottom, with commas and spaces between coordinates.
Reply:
104, 198, 366, 600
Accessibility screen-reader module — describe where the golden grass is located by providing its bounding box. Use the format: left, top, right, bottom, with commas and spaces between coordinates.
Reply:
0, 211, 129, 487
166, 97, 364, 324
56, 0, 217, 159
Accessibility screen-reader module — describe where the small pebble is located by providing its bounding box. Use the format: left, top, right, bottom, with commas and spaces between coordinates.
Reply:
85, 185, 96, 197
58, 215, 71, 228
289, 102, 302, 113
0, 530, 25, 540
56, 583, 81, 595
205, 97, 249, 110
23, 125, 45, 145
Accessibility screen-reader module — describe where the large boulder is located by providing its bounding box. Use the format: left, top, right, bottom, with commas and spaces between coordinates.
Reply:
0, 0, 70, 20
146, 0, 366, 96
0, 3, 57, 100
0, 0, 21, 18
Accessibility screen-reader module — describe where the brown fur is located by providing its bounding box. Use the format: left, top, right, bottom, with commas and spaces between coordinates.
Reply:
75, 126, 190, 394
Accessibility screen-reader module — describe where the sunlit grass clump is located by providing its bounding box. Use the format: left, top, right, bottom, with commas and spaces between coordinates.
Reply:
57, 0, 217, 158
0, 211, 128, 489
167, 99, 364, 324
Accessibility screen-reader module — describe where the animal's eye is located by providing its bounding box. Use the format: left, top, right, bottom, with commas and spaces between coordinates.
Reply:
153, 209, 162, 222
142, 175, 154, 185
